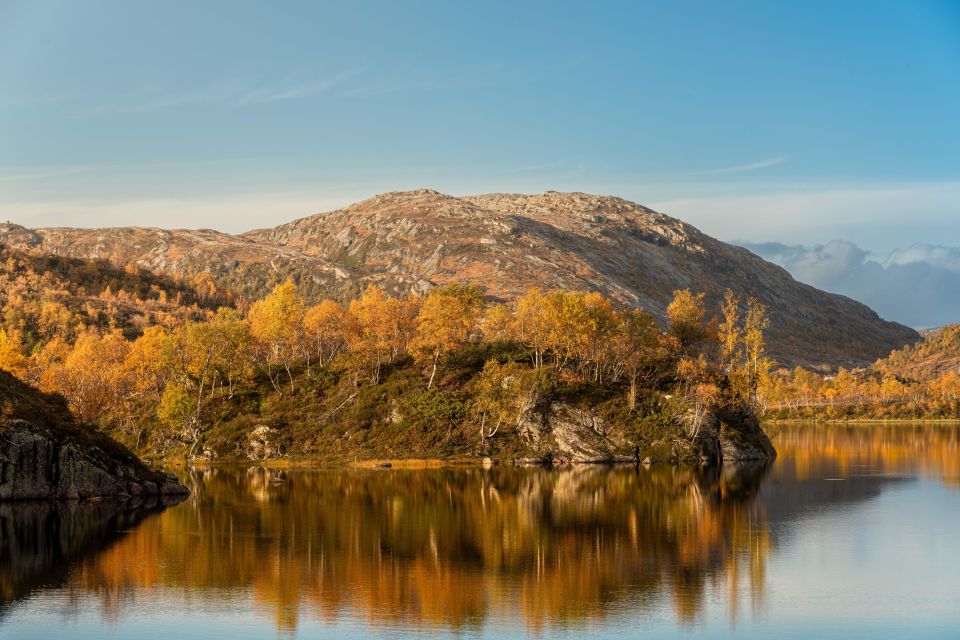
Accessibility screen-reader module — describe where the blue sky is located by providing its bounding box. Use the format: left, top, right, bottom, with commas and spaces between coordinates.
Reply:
0, 0, 958, 253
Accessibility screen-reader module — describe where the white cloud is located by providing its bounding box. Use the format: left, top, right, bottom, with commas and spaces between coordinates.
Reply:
740, 239, 960, 329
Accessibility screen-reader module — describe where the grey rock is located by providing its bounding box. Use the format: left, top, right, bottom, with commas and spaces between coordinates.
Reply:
0, 419, 189, 501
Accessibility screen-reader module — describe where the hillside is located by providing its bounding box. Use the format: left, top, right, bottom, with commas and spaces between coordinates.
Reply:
0, 190, 918, 366
0, 243, 234, 347
875, 324, 960, 380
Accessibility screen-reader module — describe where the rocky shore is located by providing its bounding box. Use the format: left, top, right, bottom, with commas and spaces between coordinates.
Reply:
511, 399, 776, 466
0, 370, 189, 501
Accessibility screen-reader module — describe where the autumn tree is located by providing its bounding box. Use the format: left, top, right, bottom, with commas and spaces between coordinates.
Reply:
248, 281, 305, 393
607, 308, 662, 410
303, 299, 348, 371
409, 284, 484, 388
124, 325, 176, 402
512, 289, 552, 370
473, 360, 539, 439
742, 297, 770, 404
347, 286, 417, 383
0, 328, 29, 378
209, 308, 255, 397
667, 289, 708, 355
717, 289, 742, 374
39, 329, 132, 424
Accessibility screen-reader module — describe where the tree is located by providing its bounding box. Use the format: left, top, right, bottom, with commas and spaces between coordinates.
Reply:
607, 308, 662, 410
248, 281, 305, 393
0, 328, 29, 378
125, 325, 176, 402
512, 289, 552, 370
39, 329, 132, 424
667, 289, 708, 354
743, 297, 770, 404
473, 360, 539, 439
409, 284, 484, 388
347, 287, 417, 383
717, 289, 742, 374
303, 299, 348, 370
480, 303, 513, 342
209, 308, 255, 397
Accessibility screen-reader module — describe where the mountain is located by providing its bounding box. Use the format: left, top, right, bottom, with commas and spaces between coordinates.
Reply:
0, 189, 918, 366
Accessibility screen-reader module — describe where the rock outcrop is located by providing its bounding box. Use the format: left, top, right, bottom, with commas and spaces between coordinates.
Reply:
514, 399, 776, 465
0, 370, 189, 500
686, 402, 778, 463
516, 402, 637, 464
0, 189, 918, 367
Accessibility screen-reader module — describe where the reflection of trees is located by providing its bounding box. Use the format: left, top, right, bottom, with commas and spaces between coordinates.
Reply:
44, 464, 772, 633
0, 497, 182, 613
772, 423, 960, 489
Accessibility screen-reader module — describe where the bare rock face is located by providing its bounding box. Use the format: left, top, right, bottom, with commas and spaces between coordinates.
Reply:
687, 402, 778, 463
517, 402, 637, 464
0, 419, 189, 500
516, 399, 776, 465
0, 370, 188, 501
245, 425, 284, 461
0, 189, 919, 367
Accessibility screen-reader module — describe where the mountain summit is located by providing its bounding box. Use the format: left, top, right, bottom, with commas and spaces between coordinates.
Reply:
0, 190, 917, 366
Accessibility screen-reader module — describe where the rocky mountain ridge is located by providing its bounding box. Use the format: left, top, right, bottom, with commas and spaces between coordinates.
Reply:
1, 189, 919, 366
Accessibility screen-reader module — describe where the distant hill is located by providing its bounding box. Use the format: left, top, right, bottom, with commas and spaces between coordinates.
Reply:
0, 189, 918, 366
0, 242, 235, 344
876, 324, 960, 380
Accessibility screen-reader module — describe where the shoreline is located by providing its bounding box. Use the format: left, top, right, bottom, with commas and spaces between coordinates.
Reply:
763, 417, 960, 425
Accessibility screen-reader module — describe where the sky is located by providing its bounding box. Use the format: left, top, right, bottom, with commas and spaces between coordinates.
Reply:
0, 1, 958, 324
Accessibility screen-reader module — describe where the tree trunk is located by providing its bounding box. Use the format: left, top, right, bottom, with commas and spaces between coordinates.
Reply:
427, 353, 439, 389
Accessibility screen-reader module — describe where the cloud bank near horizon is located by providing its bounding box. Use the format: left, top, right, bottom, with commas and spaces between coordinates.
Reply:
738, 240, 960, 329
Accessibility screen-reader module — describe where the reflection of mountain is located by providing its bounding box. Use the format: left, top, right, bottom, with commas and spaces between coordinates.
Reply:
7, 464, 772, 633
0, 497, 185, 612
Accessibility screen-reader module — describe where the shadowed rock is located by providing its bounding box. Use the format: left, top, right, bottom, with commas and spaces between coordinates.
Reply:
0, 370, 189, 500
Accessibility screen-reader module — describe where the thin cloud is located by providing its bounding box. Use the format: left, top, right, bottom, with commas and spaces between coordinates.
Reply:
0, 164, 101, 182
688, 154, 790, 176
76, 71, 355, 116
236, 70, 357, 105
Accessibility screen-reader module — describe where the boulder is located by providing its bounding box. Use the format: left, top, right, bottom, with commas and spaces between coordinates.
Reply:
684, 401, 777, 463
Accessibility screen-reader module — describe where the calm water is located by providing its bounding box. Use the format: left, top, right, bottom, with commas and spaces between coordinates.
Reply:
1, 424, 958, 639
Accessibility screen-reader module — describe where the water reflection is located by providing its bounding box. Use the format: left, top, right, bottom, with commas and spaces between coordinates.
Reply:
0, 496, 185, 611
0, 423, 957, 636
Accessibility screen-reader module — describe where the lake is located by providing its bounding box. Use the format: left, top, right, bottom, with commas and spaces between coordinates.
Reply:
1, 423, 958, 639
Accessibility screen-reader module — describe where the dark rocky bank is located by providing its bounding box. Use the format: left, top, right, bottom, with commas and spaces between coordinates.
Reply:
0, 370, 189, 501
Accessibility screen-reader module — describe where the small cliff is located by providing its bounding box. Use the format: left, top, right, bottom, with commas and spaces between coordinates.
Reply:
0, 370, 189, 500
513, 399, 776, 465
